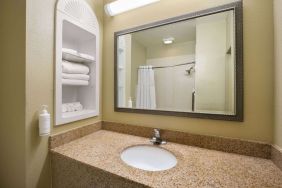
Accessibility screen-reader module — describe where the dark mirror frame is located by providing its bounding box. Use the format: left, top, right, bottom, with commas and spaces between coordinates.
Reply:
114, 1, 243, 122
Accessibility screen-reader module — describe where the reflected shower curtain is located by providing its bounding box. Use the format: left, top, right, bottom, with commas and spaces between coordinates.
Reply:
136, 65, 156, 109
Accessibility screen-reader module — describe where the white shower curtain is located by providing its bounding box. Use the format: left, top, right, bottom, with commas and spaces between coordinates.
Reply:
136, 65, 156, 109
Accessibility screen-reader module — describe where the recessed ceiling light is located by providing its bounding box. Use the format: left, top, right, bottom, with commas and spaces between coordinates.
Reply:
163, 37, 175, 45
105, 0, 160, 16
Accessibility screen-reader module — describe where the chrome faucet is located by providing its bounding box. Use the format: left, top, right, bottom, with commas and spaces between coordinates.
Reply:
150, 128, 166, 145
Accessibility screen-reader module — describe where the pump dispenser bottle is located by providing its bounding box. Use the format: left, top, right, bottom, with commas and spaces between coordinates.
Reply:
39, 105, 50, 136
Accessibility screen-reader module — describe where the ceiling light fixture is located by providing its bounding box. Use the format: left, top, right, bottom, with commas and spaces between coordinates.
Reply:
163, 37, 175, 45
104, 0, 160, 16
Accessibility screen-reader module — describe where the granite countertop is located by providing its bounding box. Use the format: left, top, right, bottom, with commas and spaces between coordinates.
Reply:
51, 130, 282, 188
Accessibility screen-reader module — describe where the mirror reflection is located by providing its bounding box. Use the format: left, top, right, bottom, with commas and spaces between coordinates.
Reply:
116, 10, 236, 115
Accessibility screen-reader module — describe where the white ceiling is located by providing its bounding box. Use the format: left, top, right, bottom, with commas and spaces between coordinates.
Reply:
132, 19, 196, 47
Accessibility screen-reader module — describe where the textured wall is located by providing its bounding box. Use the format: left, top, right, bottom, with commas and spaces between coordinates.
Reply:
0, 0, 26, 187
103, 0, 274, 143
25, 0, 104, 187
274, 0, 282, 148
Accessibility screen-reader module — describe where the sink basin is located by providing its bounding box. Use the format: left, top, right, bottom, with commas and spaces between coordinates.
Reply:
120, 145, 177, 171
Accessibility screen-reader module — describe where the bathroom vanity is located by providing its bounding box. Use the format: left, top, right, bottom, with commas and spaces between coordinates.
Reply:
50, 125, 282, 188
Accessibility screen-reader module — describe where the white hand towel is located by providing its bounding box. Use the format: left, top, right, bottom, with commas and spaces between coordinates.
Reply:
62, 103, 74, 112
68, 103, 75, 112
62, 61, 90, 74
72, 102, 83, 111
62, 102, 83, 113
62, 73, 90, 81
62, 48, 77, 55
79, 53, 95, 61
62, 79, 89, 86
62, 104, 68, 113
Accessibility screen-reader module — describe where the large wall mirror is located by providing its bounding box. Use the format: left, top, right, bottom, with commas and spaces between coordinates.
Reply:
114, 1, 243, 121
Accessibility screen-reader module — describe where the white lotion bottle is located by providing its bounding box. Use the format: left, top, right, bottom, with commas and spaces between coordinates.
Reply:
39, 105, 50, 136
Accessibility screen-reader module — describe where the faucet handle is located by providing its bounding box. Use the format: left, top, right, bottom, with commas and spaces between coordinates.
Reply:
153, 128, 160, 138
150, 128, 167, 145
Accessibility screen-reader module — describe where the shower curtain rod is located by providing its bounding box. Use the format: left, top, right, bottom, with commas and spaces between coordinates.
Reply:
138, 61, 195, 69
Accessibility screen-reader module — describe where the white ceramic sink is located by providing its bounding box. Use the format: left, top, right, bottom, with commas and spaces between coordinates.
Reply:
120, 145, 177, 171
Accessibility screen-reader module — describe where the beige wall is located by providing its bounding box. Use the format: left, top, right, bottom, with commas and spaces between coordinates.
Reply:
0, 1, 26, 187
103, 0, 274, 143
25, 0, 103, 187
274, 0, 282, 148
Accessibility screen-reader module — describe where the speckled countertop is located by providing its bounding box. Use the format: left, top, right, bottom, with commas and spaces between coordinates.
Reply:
51, 130, 282, 188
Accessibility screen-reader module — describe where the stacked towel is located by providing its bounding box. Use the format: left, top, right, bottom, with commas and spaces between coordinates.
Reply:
62, 48, 95, 62
61, 48, 91, 113
62, 60, 90, 86
62, 102, 83, 113
62, 48, 77, 55
80, 53, 95, 61
62, 73, 90, 80
62, 60, 89, 74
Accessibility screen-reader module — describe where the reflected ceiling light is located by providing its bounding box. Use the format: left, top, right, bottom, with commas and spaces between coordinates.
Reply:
105, 0, 160, 16
163, 37, 175, 44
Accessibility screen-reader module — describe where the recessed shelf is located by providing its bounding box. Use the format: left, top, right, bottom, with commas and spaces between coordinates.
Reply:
55, 0, 100, 126
62, 79, 89, 86
62, 109, 96, 119
62, 83, 89, 86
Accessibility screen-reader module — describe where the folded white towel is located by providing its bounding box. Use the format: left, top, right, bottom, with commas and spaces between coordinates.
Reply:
62, 79, 89, 86
62, 102, 83, 113
62, 73, 90, 81
62, 48, 77, 55
62, 60, 90, 74
79, 53, 95, 61
66, 103, 74, 112
72, 102, 83, 111
62, 104, 68, 113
